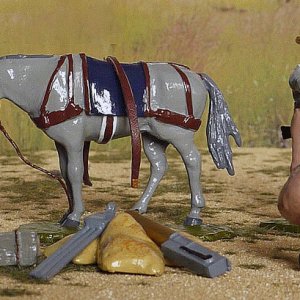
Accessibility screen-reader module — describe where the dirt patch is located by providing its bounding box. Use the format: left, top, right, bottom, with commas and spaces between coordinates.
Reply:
0, 147, 299, 300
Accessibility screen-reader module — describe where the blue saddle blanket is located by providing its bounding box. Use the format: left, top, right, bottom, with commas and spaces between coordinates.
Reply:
87, 57, 146, 117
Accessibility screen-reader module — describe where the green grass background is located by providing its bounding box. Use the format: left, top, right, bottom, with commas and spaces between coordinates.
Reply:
0, 0, 299, 154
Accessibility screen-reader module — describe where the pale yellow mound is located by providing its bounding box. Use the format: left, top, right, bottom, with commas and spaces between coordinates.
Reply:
43, 234, 98, 265
97, 212, 165, 276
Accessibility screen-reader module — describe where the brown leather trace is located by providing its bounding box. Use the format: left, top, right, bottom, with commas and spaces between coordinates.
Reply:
106, 56, 141, 188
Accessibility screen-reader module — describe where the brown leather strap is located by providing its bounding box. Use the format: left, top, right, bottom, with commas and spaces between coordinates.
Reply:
0, 121, 72, 208
150, 108, 201, 130
142, 62, 201, 131
80, 53, 90, 114
141, 62, 151, 114
32, 54, 83, 128
170, 63, 193, 117
40, 55, 67, 116
33, 102, 83, 129
106, 56, 141, 188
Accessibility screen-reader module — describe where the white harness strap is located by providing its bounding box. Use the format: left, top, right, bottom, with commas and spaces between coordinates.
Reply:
98, 116, 117, 144
112, 117, 118, 136
98, 116, 108, 143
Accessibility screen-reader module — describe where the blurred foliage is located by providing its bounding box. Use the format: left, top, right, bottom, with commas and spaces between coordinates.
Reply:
0, 0, 299, 154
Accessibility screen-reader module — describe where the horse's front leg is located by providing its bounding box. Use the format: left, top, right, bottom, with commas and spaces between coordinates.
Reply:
55, 141, 74, 224
132, 133, 169, 213
60, 144, 85, 228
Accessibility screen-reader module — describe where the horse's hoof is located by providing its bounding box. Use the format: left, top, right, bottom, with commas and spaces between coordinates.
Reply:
184, 217, 203, 226
60, 218, 80, 228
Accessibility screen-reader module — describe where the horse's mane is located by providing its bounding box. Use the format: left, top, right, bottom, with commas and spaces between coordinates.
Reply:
0, 54, 54, 60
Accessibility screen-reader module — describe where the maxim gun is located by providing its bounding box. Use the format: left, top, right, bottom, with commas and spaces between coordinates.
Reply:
30, 202, 116, 280
127, 210, 231, 278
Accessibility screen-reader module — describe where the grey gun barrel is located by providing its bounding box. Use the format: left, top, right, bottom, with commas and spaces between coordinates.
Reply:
30, 202, 116, 280
127, 210, 230, 278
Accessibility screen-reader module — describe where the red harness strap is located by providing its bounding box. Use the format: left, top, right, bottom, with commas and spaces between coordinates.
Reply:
80, 53, 90, 115
170, 63, 193, 117
106, 56, 141, 188
142, 62, 201, 131
32, 55, 83, 129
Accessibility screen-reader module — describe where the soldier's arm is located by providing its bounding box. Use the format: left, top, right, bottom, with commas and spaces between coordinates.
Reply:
291, 108, 300, 172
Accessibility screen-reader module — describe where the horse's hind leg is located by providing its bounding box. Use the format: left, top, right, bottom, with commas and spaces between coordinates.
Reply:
132, 133, 169, 213
172, 136, 205, 226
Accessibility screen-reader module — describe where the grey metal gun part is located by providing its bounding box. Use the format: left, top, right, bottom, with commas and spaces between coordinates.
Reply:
127, 210, 231, 278
30, 202, 116, 280
0, 231, 39, 266
161, 232, 231, 278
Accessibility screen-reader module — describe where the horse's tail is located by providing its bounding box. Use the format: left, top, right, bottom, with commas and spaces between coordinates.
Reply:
200, 73, 241, 176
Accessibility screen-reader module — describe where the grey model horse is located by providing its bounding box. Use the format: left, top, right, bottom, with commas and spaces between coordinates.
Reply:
0, 54, 241, 227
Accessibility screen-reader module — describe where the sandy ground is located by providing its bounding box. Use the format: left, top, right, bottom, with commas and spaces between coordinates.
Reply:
0, 146, 299, 300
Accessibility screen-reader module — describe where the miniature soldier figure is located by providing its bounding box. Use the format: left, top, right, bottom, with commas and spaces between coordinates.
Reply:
278, 61, 300, 225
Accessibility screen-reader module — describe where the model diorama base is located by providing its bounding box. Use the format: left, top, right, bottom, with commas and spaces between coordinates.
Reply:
0, 53, 241, 228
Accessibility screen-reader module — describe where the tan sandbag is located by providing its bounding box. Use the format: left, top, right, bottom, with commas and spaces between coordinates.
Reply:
43, 234, 98, 265
97, 212, 165, 275
278, 166, 300, 225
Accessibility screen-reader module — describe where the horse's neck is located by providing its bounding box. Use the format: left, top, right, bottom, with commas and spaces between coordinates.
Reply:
0, 56, 59, 116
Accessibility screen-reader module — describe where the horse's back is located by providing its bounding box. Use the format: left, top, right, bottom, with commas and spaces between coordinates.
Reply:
86, 56, 146, 117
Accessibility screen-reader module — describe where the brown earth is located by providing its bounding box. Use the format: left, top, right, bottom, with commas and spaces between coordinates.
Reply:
0, 146, 299, 300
